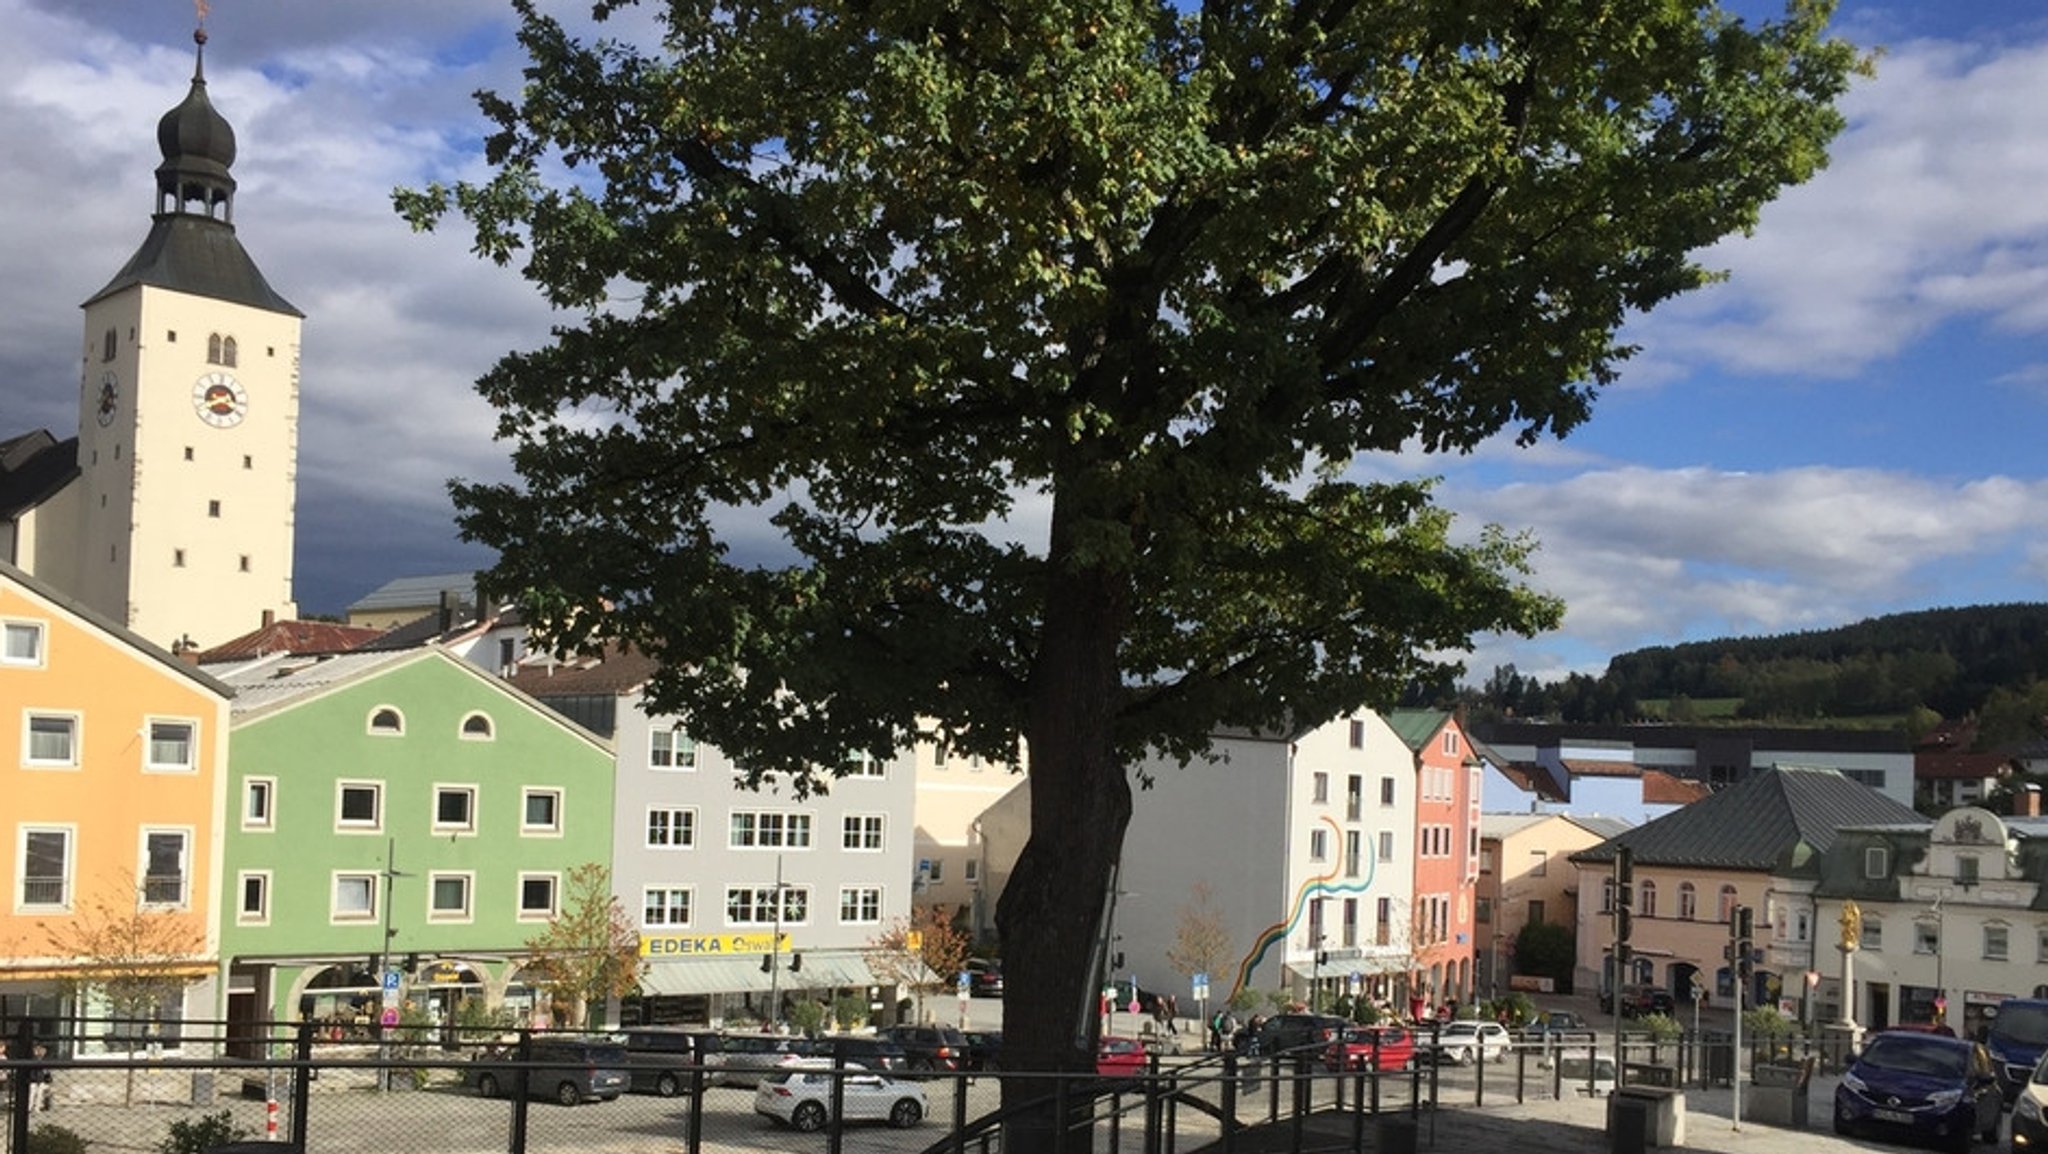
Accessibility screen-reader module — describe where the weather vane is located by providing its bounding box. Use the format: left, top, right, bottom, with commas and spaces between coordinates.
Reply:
195, 0, 209, 28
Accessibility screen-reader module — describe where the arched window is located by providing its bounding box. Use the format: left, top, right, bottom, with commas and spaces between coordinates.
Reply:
460, 712, 494, 740
368, 707, 405, 735
1718, 885, 1738, 922
207, 333, 239, 367
1639, 879, 1658, 918
1678, 882, 1697, 921
222, 336, 238, 367
208, 334, 223, 364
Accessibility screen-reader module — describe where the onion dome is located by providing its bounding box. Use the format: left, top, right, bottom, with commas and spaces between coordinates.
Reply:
154, 29, 237, 220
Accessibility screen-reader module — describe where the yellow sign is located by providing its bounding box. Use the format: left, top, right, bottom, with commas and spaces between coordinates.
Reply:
639, 932, 787, 958
905, 931, 923, 951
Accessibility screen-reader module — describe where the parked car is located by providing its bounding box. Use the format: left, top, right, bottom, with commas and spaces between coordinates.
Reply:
1988, 998, 2048, 1104
1555, 1052, 1619, 1096
466, 1037, 630, 1105
1599, 984, 1675, 1018
620, 1027, 716, 1098
1097, 1036, 1148, 1077
711, 1033, 826, 1087
2008, 1051, 2048, 1152
1833, 1029, 2001, 1153
1252, 1013, 1351, 1057
1523, 1009, 1591, 1036
823, 1035, 910, 1075
1109, 978, 1167, 1016
754, 1061, 927, 1131
1419, 1021, 1512, 1066
1324, 1025, 1415, 1072
961, 1030, 1003, 1072
965, 958, 1004, 998
878, 1024, 967, 1074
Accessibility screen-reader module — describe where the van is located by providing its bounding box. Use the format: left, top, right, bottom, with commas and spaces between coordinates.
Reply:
1986, 998, 2048, 1103
620, 1027, 717, 1097
466, 1037, 630, 1105
1555, 1053, 1618, 1096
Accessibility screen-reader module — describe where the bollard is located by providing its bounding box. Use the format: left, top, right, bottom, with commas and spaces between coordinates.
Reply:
265, 1096, 279, 1141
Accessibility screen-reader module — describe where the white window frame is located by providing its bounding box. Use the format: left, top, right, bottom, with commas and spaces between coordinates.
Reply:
1, 619, 46, 666
17, 825, 74, 911
1864, 847, 1888, 879
845, 751, 887, 778
458, 712, 495, 741
433, 785, 479, 834
139, 827, 192, 909
1986, 922, 2010, 962
332, 871, 378, 923
650, 729, 697, 771
646, 806, 698, 848
520, 787, 564, 836
1863, 917, 1883, 952
367, 706, 405, 735
728, 810, 813, 849
143, 717, 199, 773
643, 886, 694, 928
839, 886, 883, 924
517, 872, 559, 921
841, 814, 885, 851
237, 870, 271, 925
725, 884, 810, 926
1309, 828, 1328, 861
243, 777, 276, 831
428, 872, 475, 923
23, 711, 81, 768
335, 780, 383, 832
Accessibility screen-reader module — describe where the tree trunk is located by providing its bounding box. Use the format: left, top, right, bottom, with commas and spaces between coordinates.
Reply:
996, 491, 1134, 1152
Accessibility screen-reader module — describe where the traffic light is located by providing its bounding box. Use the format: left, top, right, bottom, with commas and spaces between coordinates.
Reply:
1614, 846, 1634, 944
1734, 905, 1755, 990
790, 952, 802, 973
761, 953, 773, 974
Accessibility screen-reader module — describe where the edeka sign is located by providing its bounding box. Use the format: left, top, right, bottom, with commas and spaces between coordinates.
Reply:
640, 932, 787, 958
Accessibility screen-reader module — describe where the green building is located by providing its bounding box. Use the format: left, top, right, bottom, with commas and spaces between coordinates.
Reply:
209, 648, 614, 1042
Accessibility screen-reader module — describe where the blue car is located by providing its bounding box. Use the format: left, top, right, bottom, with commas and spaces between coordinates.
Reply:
1834, 1030, 2003, 1153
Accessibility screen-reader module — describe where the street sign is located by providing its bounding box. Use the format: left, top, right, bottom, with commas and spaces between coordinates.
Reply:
382, 970, 402, 992
1192, 973, 1210, 1001
957, 971, 971, 993
380, 1008, 400, 1028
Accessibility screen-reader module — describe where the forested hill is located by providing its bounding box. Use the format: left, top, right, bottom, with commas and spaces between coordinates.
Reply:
1473, 603, 2048, 735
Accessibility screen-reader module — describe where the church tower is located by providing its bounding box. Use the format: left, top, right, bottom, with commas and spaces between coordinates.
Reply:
73, 27, 302, 649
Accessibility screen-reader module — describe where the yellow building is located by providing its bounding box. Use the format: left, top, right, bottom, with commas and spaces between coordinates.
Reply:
1, 559, 231, 1046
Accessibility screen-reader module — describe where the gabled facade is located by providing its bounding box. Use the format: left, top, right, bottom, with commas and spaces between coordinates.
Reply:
1814, 803, 2048, 1038
1108, 711, 1422, 1014
1476, 813, 1626, 997
1, 560, 231, 1047
211, 648, 614, 1040
1570, 765, 1923, 1013
1386, 710, 1482, 1009
510, 648, 918, 1027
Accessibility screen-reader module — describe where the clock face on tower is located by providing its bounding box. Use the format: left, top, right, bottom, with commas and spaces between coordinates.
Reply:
96, 370, 119, 427
192, 371, 248, 428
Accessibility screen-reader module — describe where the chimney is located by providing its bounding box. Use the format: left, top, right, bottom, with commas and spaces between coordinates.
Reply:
261, 609, 275, 629
438, 589, 457, 633
2023, 784, 2041, 819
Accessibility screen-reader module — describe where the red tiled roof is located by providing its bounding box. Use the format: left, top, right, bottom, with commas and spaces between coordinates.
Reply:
1561, 758, 1641, 778
504, 642, 661, 696
1916, 751, 2017, 782
196, 620, 385, 662
1641, 770, 1710, 806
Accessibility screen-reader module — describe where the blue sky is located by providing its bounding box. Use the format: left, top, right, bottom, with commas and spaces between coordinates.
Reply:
1, 0, 2043, 689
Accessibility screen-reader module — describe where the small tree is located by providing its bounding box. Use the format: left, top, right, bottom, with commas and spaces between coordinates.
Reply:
868, 908, 971, 1021
43, 874, 207, 1105
520, 863, 642, 1029
1164, 883, 1232, 1014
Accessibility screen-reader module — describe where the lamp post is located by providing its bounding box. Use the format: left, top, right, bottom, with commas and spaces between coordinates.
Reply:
1930, 893, 1945, 1026
1310, 934, 1327, 1013
376, 839, 410, 1093
764, 854, 789, 1028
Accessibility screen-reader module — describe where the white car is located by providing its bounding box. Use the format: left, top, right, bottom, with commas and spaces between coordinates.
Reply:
753, 1061, 927, 1132
1425, 1021, 1513, 1066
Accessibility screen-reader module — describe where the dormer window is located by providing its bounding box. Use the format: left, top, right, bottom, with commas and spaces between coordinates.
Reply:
1958, 854, 1981, 888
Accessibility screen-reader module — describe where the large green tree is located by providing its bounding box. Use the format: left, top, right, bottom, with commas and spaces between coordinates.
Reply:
399, 0, 1860, 1114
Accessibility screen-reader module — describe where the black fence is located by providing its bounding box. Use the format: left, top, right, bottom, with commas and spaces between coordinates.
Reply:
0, 1017, 1841, 1154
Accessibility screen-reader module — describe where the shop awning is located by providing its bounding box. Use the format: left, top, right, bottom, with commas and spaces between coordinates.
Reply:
637, 952, 885, 998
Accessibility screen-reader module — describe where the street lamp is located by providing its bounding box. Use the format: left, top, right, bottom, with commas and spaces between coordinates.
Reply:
762, 854, 791, 1027
376, 838, 411, 1093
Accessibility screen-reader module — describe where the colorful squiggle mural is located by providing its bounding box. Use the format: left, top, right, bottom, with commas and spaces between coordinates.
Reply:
1228, 813, 1378, 998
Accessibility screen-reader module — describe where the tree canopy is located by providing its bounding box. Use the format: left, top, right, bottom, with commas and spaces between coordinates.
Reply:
399, 0, 1862, 1115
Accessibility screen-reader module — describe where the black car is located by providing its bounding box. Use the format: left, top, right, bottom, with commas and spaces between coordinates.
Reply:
620, 1027, 716, 1097
879, 1024, 968, 1073
1251, 1014, 1350, 1056
965, 958, 1004, 998
1599, 984, 1675, 1018
825, 1035, 910, 1074
961, 1030, 1003, 1072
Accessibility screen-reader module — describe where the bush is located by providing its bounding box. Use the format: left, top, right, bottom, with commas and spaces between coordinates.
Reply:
1743, 1007, 1797, 1039
159, 1110, 248, 1154
831, 993, 868, 1030
785, 999, 827, 1037
1638, 1012, 1683, 1042
28, 1123, 89, 1154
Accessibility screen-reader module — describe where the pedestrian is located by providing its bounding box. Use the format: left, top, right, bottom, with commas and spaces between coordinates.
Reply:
1165, 995, 1180, 1035
29, 1043, 53, 1111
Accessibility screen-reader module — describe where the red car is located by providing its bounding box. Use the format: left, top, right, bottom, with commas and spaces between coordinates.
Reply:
1324, 1025, 1416, 1072
1097, 1036, 1148, 1077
